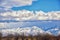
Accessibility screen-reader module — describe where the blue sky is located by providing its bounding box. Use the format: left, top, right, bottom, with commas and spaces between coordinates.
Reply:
0, 0, 60, 12
12, 0, 60, 12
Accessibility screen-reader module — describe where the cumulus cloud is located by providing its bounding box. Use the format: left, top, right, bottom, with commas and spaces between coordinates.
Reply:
0, 0, 37, 13
0, 7, 12, 13
0, 10, 60, 20
0, 0, 36, 13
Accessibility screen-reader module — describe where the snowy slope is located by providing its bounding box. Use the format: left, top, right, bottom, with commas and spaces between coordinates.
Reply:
1, 26, 60, 37
46, 28, 60, 36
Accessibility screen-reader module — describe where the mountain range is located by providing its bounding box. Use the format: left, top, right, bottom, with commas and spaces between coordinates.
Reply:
1, 26, 60, 37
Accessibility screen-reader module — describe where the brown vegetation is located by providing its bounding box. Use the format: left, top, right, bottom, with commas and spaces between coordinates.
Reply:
0, 33, 60, 40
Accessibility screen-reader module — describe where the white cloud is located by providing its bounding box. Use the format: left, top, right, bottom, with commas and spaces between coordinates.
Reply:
0, 0, 37, 13
0, 10, 60, 20
0, 0, 36, 10
0, 23, 7, 28
0, 22, 25, 29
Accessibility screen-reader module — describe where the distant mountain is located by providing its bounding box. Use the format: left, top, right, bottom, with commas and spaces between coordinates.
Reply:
46, 28, 60, 36
1, 26, 60, 37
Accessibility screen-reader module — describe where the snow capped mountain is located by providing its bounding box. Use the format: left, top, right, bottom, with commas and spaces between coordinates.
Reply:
1, 26, 46, 36
31, 26, 46, 36
58, 31, 60, 35
1, 26, 60, 37
46, 28, 60, 36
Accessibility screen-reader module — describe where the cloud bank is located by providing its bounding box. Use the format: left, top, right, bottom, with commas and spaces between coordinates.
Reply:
0, 10, 60, 20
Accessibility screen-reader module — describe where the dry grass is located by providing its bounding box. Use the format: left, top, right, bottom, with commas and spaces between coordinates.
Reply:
0, 33, 60, 40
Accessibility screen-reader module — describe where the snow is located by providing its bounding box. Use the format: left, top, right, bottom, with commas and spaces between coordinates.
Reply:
1, 26, 45, 36
1, 26, 60, 37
